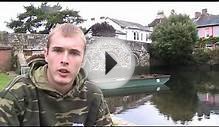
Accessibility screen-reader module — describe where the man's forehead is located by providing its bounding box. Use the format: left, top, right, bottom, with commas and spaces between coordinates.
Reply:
50, 36, 85, 47
51, 30, 85, 43
51, 46, 82, 51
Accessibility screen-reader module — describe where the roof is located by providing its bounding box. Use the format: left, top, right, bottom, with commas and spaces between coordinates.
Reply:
115, 30, 126, 35
148, 18, 163, 27
194, 14, 219, 27
107, 17, 150, 31
148, 14, 166, 27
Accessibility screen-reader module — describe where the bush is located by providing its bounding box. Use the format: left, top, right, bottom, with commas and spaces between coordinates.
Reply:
208, 48, 219, 64
197, 36, 219, 47
192, 48, 210, 64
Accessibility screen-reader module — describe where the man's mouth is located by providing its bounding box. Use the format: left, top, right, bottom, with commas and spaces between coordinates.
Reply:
58, 69, 70, 74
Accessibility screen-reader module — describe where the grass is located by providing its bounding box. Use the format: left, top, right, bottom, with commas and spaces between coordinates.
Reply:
0, 72, 13, 90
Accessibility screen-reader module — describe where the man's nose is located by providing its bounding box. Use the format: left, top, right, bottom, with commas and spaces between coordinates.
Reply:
61, 51, 69, 65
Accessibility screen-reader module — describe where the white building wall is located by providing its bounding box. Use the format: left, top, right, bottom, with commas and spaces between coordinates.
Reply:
117, 34, 127, 40
126, 29, 150, 43
86, 17, 152, 43
126, 29, 134, 41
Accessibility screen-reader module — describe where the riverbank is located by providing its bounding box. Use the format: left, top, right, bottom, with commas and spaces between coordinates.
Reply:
0, 71, 17, 90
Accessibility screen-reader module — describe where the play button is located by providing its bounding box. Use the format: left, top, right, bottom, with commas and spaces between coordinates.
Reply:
105, 52, 117, 75
83, 37, 136, 89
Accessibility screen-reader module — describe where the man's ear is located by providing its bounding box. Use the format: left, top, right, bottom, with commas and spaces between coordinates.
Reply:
81, 58, 85, 68
81, 49, 86, 67
44, 48, 48, 63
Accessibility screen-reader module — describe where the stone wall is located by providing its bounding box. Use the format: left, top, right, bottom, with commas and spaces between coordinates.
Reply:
0, 32, 150, 71
0, 46, 12, 71
0, 32, 47, 72
7, 33, 47, 55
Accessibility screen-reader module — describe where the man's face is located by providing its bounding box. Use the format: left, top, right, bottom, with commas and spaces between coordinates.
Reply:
44, 31, 85, 86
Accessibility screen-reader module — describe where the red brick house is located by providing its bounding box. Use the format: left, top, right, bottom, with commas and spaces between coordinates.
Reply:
193, 9, 219, 39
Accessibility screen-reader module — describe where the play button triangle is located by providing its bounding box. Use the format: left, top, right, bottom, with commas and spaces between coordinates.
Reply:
105, 52, 117, 75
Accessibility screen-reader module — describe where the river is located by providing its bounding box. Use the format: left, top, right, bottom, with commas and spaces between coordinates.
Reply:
105, 66, 219, 125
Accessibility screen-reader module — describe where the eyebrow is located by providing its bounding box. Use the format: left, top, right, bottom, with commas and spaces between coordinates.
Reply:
52, 46, 81, 54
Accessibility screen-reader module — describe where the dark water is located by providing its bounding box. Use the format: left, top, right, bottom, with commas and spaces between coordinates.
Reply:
105, 66, 219, 125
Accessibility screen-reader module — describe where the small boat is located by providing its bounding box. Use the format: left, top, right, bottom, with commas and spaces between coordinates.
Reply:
99, 74, 171, 97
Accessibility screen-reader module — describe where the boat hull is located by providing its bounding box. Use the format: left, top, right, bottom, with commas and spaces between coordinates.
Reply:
100, 75, 170, 97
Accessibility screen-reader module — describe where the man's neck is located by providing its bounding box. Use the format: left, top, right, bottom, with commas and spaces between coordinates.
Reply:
46, 72, 75, 95
54, 82, 74, 95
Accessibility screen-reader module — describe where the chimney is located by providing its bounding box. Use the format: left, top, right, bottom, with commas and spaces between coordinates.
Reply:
100, 16, 105, 19
202, 8, 208, 15
156, 10, 165, 19
195, 12, 201, 19
91, 18, 95, 21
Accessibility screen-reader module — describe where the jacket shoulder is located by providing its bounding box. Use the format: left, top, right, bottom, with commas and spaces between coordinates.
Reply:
84, 81, 103, 95
0, 74, 35, 100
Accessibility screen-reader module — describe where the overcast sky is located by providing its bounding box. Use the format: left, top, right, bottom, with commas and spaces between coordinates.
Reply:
1, 2, 219, 33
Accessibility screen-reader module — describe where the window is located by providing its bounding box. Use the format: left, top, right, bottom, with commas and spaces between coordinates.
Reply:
141, 33, 143, 41
146, 34, 149, 41
133, 31, 140, 40
136, 32, 139, 40
134, 32, 136, 40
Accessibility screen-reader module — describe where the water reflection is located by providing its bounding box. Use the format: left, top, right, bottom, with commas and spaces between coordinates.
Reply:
197, 93, 219, 118
151, 71, 199, 124
106, 93, 152, 114
106, 68, 219, 125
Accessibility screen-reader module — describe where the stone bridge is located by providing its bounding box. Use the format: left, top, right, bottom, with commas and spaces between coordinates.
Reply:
87, 37, 150, 68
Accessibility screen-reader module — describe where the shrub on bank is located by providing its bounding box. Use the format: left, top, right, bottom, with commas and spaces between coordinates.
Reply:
192, 48, 219, 65
192, 48, 210, 64
208, 48, 219, 65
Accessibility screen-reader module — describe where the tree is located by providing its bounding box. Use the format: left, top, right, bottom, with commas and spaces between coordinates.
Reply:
170, 9, 176, 15
90, 22, 116, 37
150, 12, 198, 65
6, 2, 85, 34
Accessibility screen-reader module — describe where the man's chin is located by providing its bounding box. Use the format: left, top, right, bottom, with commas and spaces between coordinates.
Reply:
55, 78, 73, 86
54, 74, 76, 85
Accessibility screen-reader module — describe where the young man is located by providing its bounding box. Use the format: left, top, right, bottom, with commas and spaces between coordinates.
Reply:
0, 23, 113, 126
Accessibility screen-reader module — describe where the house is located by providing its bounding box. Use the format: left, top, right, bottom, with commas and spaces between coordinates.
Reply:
148, 11, 166, 31
193, 9, 219, 39
85, 17, 152, 43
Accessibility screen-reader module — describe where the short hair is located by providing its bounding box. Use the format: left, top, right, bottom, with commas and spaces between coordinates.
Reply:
47, 23, 86, 49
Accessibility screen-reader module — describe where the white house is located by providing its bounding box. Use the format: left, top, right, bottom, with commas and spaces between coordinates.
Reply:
85, 17, 152, 43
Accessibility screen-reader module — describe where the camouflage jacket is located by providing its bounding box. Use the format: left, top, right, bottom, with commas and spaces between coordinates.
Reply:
0, 60, 112, 126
